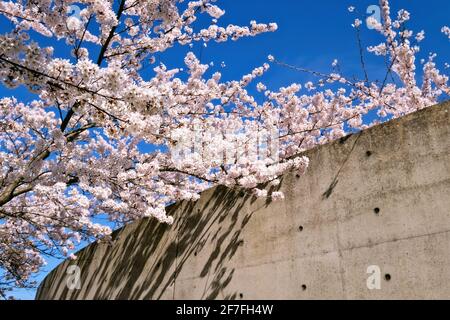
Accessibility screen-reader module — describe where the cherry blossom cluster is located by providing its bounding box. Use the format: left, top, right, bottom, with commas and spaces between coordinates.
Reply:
442, 26, 450, 39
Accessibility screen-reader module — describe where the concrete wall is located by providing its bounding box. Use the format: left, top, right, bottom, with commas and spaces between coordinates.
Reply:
36, 101, 450, 300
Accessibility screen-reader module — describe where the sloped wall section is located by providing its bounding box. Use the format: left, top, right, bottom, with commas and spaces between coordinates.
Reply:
36, 101, 450, 300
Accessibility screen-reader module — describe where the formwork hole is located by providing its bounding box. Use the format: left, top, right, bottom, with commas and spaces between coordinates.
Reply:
374, 207, 380, 215
384, 274, 391, 281
299, 225, 304, 232
239, 293, 244, 299
301, 284, 307, 291
366, 151, 373, 157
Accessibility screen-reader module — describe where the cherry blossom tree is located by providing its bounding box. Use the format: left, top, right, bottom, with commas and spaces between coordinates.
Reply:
0, 0, 448, 298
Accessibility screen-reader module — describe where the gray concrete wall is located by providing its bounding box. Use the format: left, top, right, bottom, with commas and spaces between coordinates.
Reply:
36, 101, 450, 300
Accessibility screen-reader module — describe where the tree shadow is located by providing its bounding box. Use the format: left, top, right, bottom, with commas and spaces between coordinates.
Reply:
36, 184, 273, 300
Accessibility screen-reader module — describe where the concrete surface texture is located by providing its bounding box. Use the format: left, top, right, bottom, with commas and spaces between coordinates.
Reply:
36, 101, 450, 300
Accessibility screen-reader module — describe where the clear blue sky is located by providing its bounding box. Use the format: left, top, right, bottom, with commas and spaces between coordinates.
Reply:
3, 0, 449, 299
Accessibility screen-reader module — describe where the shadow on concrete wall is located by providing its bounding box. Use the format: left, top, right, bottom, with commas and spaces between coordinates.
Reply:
38, 184, 278, 300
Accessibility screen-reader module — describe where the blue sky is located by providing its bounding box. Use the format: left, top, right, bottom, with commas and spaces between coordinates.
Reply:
3, 0, 449, 299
